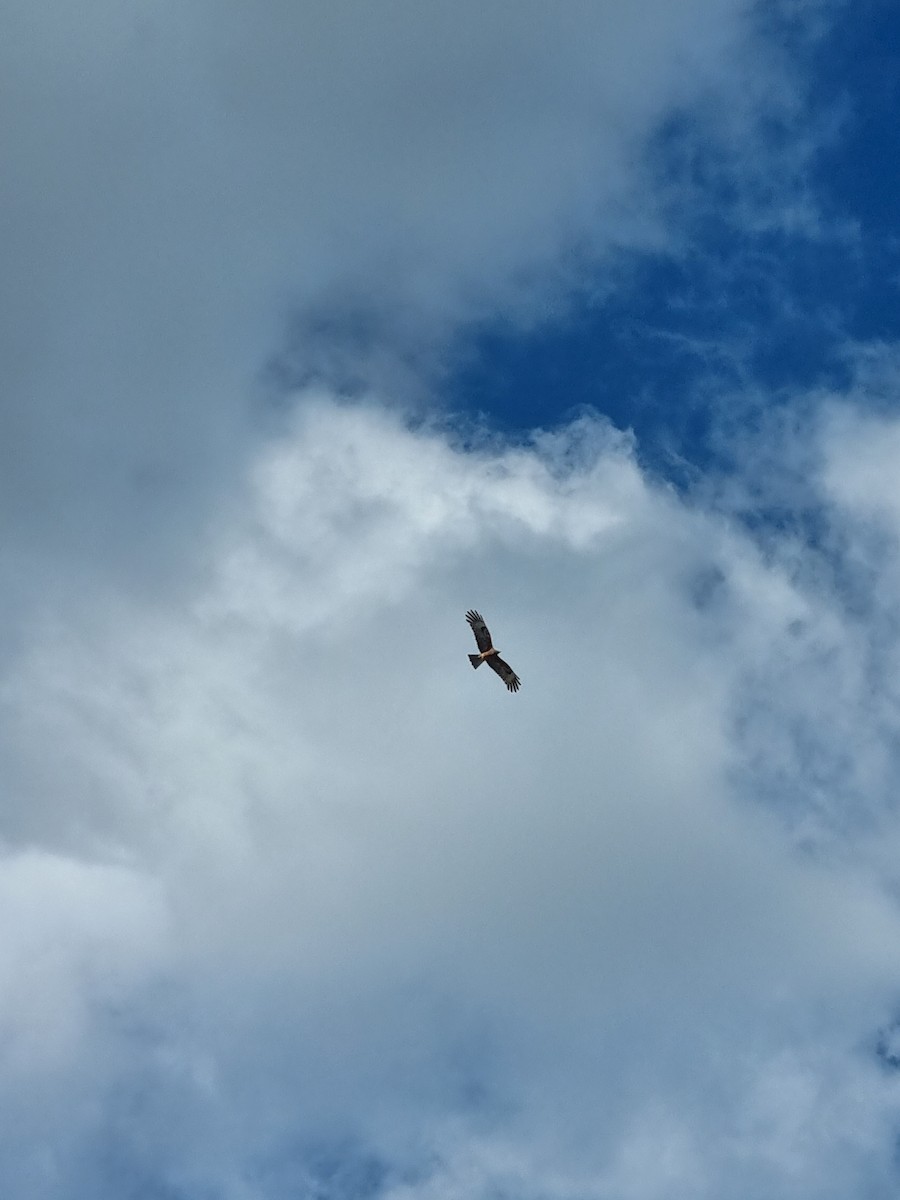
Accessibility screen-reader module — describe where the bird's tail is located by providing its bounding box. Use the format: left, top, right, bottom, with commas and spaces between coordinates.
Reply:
468, 653, 483, 669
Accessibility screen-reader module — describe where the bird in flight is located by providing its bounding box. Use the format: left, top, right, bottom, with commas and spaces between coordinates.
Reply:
466, 610, 521, 692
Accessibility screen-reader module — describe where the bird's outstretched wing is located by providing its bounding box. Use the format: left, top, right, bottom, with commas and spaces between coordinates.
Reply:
488, 655, 521, 692
466, 610, 493, 653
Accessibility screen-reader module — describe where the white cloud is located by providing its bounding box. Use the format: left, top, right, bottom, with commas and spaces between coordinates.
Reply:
3, 395, 900, 1197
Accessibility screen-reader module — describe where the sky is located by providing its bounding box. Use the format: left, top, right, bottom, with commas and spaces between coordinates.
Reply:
5, 1, 900, 1197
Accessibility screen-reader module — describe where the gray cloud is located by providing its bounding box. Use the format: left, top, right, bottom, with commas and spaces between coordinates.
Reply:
1, 0, 812, 602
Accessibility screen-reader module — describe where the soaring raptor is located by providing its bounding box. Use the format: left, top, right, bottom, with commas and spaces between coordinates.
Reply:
466, 610, 521, 692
